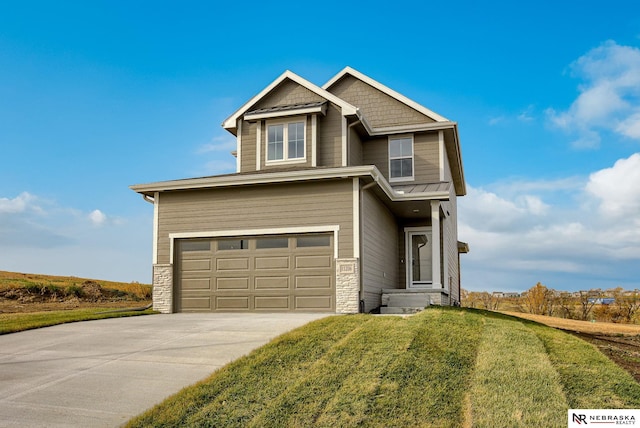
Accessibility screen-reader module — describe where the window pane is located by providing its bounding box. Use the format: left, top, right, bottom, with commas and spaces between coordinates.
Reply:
288, 122, 304, 159
256, 237, 289, 249
297, 235, 330, 247
390, 137, 412, 158
389, 139, 402, 157
180, 240, 210, 252
391, 159, 412, 178
390, 159, 402, 177
268, 125, 284, 160
218, 239, 248, 250
400, 158, 413, 177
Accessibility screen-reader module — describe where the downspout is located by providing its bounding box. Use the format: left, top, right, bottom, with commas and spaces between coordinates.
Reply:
142, 194, 155, 204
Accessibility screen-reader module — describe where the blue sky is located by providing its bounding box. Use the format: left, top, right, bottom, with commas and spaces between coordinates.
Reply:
1, 1, 639, 292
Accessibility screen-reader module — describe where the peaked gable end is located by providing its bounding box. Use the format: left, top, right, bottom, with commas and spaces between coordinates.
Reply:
324, 67, 449, 129
252, 79, 325, 111
222, 70, 357, 134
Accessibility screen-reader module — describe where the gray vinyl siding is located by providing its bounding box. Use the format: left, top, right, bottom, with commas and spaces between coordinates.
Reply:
446, 189, 460, 303
317, 104, 343, 167
348, 125, 363, 166
253, 79, 324, 110
327, 75, 435, 128
156, 180, 354, 264
240, 121, 257, 173
362, 137, 388, 177
361, 190, 399, 312
414, 132, 441, 183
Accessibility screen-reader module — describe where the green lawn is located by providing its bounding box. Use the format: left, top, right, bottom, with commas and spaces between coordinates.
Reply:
0, 308, 156, 335
126, 308, 640, 428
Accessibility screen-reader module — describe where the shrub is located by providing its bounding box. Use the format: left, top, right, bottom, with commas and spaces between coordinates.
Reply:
65, 285, 84, 298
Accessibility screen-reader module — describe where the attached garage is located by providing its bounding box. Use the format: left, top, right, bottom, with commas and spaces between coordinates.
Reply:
175, 233, 335, 312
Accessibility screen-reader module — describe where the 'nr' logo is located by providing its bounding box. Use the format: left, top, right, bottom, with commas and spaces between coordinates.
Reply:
573, 413, 588, 424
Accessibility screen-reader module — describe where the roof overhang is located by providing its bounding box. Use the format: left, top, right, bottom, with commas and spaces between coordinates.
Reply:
222, 70, 358, 135
458, 241, 470, 254
130, 165, 452, 204
244, 101, 327, 121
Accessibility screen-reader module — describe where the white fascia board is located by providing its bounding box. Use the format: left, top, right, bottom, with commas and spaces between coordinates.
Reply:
323, 66, 450, 123
369, 121, 457, 136
451, 123, 467, 196
222, 70, 357, 131
130, 166, 379, 195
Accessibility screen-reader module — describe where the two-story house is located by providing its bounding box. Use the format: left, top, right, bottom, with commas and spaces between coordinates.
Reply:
131, 67, 468, 314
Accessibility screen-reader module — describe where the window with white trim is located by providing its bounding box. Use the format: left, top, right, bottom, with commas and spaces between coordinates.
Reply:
389, 135, 414, 181
267, 120, 305, 162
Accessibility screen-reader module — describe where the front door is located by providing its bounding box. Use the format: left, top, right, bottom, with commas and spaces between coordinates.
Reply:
406, 229, 433, 288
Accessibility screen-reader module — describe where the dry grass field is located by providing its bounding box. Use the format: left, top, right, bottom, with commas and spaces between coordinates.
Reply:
0, 270, 151, 313
500, 310, 640, 335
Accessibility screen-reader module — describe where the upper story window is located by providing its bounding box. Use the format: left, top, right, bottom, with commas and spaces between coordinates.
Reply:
389, 135, 414, 181
267, 120, 305, 163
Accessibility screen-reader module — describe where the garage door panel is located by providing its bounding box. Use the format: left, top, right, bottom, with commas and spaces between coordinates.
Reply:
181, 297, 212, 310
255, 276, 289, 289
216, 277, 249, 290
182, 278, 211, 290
182, 259, 211, 271
216, 258, 249, 271
216, 296, 250, 309
295, 276, 331, 289
255, 296, 290, 310
295, 295, 332, 310
295, 255, 332, 269
255, 256, 289, 269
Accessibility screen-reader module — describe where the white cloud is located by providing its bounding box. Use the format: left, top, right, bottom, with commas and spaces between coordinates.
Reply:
88, 209, 107, 226
459, 153, 640, 292
547, 40, 640, 149
585, 152, 640, 218
517, 105, 535, 122
488, 116, 505, 126
0, 192, 40, 214
197, 135, 237, 154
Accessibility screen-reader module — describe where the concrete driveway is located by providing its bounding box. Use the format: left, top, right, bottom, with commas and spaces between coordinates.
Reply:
0, 313, 329, 428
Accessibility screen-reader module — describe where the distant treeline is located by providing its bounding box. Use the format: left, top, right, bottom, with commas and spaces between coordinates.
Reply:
462, 283, 640, 324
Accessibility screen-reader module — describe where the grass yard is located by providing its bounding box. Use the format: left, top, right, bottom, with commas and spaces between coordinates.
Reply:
126, 308, 640, 428
0, 308, 156, 335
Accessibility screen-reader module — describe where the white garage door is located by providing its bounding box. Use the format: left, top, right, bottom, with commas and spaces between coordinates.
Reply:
175, 233, 334, 312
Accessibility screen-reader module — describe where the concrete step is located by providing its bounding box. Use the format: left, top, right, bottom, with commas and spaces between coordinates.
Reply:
380, 306, 425, 315
383, 293, 431, 308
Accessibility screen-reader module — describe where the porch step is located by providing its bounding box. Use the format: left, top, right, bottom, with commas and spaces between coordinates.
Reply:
379, 306, 425, 315
382, 293, 430, 308
380, 288, 450, 314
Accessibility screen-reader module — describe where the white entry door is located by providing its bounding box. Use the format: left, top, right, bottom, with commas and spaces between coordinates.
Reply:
406, 229, 433, 288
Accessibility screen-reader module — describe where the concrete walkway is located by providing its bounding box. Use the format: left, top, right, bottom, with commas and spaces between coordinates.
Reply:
0, 313, 329, 427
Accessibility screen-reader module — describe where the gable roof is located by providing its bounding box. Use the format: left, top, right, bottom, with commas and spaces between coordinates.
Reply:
222, 70, 358, 134
323, 66, 449, 123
